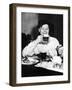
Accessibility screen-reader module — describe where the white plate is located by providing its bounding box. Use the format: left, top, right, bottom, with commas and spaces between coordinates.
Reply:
22, 57, 39, 65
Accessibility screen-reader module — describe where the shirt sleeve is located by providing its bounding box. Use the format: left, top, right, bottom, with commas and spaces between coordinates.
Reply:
46, 37, 59, 57
22, 40, 38, 57
48, 37, 59, 49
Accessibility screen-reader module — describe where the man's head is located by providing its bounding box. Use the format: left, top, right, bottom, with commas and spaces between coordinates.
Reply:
39, 24, 49, 36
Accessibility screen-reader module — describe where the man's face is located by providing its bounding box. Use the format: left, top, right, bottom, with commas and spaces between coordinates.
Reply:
40, 24, 49, 36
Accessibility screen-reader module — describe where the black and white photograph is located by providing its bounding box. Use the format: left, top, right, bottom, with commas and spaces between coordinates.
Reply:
21, 13, 63, 77
9, 4, 70, 86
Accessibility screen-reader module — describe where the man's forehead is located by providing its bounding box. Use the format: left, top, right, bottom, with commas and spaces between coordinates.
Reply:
42, 24, 49, 28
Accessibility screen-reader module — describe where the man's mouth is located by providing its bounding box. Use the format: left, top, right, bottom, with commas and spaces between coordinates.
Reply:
43, 32, 48, 34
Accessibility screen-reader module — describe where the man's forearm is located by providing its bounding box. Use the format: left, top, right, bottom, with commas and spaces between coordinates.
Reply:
22, 40, 38, 57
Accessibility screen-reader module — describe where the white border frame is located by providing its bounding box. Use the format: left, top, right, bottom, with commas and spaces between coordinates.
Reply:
16, 6, 68, 84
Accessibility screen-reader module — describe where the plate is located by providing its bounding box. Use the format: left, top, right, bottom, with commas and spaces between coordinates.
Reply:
22, 56, 39, 65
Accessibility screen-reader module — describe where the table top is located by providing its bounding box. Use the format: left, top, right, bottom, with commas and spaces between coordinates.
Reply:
22, 56, 63, 73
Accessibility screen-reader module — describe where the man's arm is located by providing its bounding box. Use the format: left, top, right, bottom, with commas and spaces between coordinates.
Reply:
47, 37, 59, 50
46, 37, 60, 57
22, 41, 38, 57
22, 35, 43, 57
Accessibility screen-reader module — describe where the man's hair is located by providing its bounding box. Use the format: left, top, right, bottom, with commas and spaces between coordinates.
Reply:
39, 24, 49, 28
38, 24, 49, 32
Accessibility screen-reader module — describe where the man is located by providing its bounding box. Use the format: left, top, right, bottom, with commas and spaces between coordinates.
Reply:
22, 24, 60, 58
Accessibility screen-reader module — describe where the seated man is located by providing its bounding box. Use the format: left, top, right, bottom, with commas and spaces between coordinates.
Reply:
22, 24, 63, 65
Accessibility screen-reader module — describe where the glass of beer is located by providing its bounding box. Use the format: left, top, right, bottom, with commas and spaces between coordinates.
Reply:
43, 34, 49, 44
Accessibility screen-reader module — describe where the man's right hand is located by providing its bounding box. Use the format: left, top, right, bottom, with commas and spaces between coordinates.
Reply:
36, 35, 43, 44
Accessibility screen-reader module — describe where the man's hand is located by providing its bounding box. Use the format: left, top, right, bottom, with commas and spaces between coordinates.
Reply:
58, 46, 63, 57
36, 35, 43, 44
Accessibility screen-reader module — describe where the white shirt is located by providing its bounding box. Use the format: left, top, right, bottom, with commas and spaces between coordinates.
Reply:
22, 36, 59, 57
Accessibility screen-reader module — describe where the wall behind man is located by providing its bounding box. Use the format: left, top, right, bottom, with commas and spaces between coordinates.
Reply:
0, 0, 72, 90
22, 12, 38, 34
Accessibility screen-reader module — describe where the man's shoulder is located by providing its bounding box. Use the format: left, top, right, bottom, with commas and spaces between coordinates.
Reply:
50, 36, 57, 40
49, 36, 59, 42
